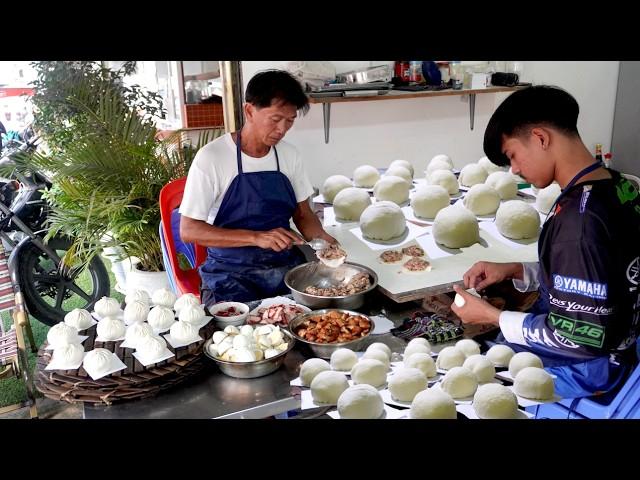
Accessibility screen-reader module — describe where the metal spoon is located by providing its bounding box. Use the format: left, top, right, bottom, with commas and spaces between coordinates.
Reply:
305, 238, 330, 251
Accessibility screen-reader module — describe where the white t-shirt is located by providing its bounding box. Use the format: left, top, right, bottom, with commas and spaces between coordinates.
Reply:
179, 133, 315, 224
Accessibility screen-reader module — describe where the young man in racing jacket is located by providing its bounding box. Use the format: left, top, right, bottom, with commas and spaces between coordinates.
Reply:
451, 85, 640, 398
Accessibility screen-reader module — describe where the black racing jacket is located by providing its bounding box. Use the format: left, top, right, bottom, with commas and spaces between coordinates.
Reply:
520, 169, 640, 364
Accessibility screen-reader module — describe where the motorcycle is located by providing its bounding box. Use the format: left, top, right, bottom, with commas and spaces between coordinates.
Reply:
0, 138, 110, 326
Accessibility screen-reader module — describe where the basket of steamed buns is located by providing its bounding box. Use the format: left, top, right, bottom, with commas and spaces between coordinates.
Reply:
293, 335, 559, 420
35, 288, 217, 405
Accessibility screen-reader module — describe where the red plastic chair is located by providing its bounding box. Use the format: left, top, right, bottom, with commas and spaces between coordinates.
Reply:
159, 177, 207, 298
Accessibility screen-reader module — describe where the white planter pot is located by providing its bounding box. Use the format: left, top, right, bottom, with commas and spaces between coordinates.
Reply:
126, 263, 172, 297
101, 247, 133, 295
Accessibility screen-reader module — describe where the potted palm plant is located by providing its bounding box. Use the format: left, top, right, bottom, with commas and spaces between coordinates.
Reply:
9, 61, 223, 295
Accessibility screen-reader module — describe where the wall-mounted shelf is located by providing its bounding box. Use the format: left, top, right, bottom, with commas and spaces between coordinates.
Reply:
308, 86, 523, 143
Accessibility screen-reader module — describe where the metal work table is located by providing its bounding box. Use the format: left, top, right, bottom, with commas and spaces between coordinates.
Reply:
82, 292, 421, 420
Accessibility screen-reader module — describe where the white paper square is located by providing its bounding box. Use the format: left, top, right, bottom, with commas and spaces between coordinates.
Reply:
70, 318, 98, 331
349, 222, 429, 251
45, 351, 86, 371
95, 334, 126, 342
495, 370, 514, 382
506, 385, 562, 408
300, 389, 337, 410
323, 206, 359, 227
313, 193, 331, 205
45, 335, 89, 351
151, 323, 174, 335
370, 315, 394, 335
132, 348, 175, 367
431, 382, 473, 404
83, 352, 127, 380
290, 376, 305, 387
400, 206, 433, 226
163, 333, 203, 349
91, 309, 124, 322
186, 316, 212, 331
455, 403, 532, 420
379, 388, 413, 408
326, 404, 407, 419
415, 230, 459, 258
479, 221, 538, 249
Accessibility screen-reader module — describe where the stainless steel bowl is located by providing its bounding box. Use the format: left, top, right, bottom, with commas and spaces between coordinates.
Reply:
203, 330, 296, 379
284, 261, 378, 310
287, 309, 375, 359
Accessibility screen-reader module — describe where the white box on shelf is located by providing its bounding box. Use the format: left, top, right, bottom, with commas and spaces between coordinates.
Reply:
471, 73, 491, 89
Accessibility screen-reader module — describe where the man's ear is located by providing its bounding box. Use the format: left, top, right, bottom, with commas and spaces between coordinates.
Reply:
244, 103, 253, 121
530, 127, 551, 151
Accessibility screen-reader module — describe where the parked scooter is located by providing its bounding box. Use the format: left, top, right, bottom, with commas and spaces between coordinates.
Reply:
0, 137, 110, 326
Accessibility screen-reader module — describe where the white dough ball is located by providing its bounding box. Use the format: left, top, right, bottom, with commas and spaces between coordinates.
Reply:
495, 200, 541, 239
330, 348, 359, 371
485, 171, 518, 200
125, 289, 150, 306
240, 324, 254, 337
535, 183, 561, 214
385, 165, 412, 185
362, 349, 390, 370
454, 294, 466, 307
411, 185, 450, 219
337, 384, 385, 419
459, 163, 488, 187
514, 367, 554, 400
366, 342, 392, 361
97, 317, 126, 341
430, 154, 454, 169
436, 346, 466, 370
509, 352, 544, 377
440, 366, 478, 399
404, 343, 431, 362
463, 184, 501, 215
52, 342, 85, 366
178, 303, 206, 325
94, 296, 121, 318
359, 201, 406, 240
351, 359, 388, 388
137, 335, 167, 361
322, 175, 353, 203
426, 159, 454, 180
300, 358, 331, 387
47, 322, 81, 349
463, 354, 496, 383
333, 187, 372, 221
83, 348, 113, 376
388, 368, 428, 402
404, 353, 437, 378
455, 339, 481, 358
353, 165, 380, 188
147, 306, 176, 330
478, 156, 507, 175
173, 293, 200, 313
151, 288, 177, 308
410, 387, 457, 419
373, 176, 410, 205
408, 337, 431, 350
123, 300, 149, 325
389, 159, 415, 178
473, 383, 519, 419
170, 321, 197, 343
310, 370, 349, 404
428, 169, 459, 195
432, 205, 480, 248
125, 321, 154, 348
486, 344, 515, 367
64, 308, 93, 331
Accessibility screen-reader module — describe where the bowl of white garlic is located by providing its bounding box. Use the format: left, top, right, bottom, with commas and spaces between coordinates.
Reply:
203, 323, 295, 378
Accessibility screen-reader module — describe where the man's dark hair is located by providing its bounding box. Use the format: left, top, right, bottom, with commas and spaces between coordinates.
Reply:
483, 85, 580, 166
245, 70, 310, 115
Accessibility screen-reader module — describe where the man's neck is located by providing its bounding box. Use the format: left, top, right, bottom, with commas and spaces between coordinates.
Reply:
235, 126, 270, 158
555, 141, 610, 189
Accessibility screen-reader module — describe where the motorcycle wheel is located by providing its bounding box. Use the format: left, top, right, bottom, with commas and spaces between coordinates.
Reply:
17, 236, 111, 326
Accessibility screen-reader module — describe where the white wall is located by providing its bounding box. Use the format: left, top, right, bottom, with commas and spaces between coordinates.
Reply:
241, 61, 619, 189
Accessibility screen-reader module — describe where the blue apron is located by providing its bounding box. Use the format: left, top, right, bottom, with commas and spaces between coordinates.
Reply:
199, 130, 305, 306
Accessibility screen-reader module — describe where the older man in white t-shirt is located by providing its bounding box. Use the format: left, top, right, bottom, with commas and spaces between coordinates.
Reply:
180, 70, 335, 307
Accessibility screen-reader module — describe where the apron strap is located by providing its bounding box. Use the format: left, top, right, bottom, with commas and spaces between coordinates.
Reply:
236, 128, 280, 173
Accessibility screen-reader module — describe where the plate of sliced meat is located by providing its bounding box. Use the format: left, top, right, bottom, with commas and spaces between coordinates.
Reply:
247, 296, 311, 327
